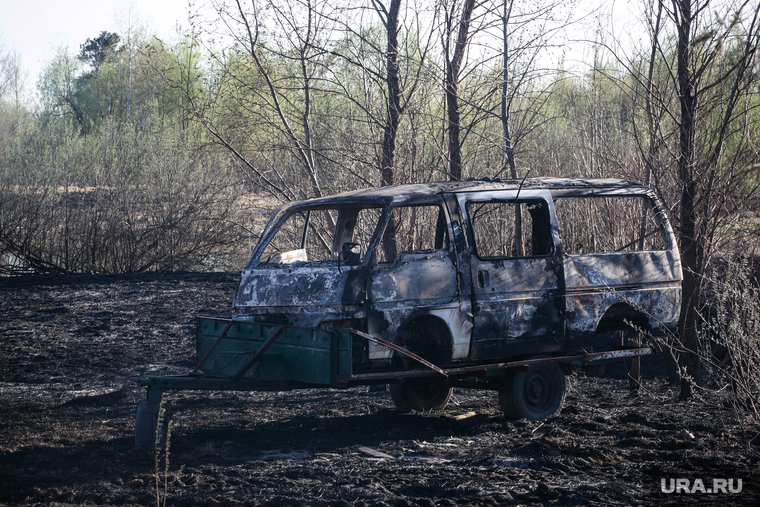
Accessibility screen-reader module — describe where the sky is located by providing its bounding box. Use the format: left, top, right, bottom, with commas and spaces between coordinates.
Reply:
0, 0, 646, 99
0, 0, 191, 87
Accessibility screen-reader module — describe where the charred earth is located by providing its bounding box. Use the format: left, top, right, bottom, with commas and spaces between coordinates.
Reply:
0, 272, 757, 506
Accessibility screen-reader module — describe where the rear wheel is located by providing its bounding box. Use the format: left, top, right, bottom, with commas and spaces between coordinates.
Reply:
499, 361, 566, 420
390, 382, 453, 413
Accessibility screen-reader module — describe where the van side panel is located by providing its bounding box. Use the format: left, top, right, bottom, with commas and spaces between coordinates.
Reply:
367, 249, 460, 358
563, 249, 682, 339
468, 257, 565, 359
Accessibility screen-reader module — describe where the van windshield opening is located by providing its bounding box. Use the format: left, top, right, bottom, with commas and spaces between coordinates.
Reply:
256, 206, 382, 266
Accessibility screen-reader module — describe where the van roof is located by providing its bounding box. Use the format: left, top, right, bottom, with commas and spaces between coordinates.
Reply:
288, 177, 647, 208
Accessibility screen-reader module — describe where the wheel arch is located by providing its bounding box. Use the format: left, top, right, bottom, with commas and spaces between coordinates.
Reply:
595, 302, 651, 334
393, 312, 455, 366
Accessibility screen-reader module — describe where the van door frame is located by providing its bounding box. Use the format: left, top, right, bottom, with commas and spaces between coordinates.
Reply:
457, 189, 565, 360
364, 195, 473, 362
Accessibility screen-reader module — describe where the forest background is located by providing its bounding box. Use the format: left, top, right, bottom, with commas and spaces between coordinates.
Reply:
1, 0, 760, 401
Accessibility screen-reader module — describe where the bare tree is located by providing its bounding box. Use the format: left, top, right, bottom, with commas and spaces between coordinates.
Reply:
602, 0, 760, 397
371, 0, 403, 189
672, 0, 760, 398
0, 45, 28, 108
183, 0, 341, 204
636, 0, 682, 383
442, 0, 476, 181
489, 0, 570, 254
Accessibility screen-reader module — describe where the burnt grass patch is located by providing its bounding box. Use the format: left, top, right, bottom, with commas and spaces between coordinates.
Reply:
1, 272, 758, 506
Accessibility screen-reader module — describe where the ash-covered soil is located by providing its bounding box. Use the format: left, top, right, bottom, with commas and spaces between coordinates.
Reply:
1, 272, 758, 506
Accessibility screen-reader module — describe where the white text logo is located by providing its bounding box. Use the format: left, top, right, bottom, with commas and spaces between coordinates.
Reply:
660, 478, 742, 494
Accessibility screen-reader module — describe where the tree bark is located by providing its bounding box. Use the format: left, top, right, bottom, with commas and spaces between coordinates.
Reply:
501, 0, 523, 256
377, 0, 402, 261
445, 0, 475, 181
380, 0, 402, 190
673, 0, 700, 399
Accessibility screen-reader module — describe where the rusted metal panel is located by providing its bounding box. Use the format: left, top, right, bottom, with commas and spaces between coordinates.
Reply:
467, 256, 563, 354
366, 249, 461, 360
370, 252, 458, 303
236, 267, 346, 308
457, 190, 565, 359
228, 178, 681, 375
365, 305, 472, 361
564, 249, 682, 337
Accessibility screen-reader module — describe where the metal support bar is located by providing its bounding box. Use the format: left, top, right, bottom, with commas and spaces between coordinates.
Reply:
193, 319, 234, 373
339, 347, 653, 383
230, 325, 285, 381
134, 388, 167, 450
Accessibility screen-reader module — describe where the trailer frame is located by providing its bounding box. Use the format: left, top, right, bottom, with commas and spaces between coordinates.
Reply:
138, 317, 651, 392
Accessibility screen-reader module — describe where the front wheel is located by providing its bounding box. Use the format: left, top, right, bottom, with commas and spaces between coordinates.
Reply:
390, 382, 453, 413
499, 361, 566, 420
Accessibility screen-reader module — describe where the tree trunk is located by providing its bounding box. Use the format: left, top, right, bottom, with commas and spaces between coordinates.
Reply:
380, 0, 402, 261
643, 0, 681, 385
445, 0, 475, 181
674, 0, 700, 399
381, 0, 402, 189
501, 0, 523, 256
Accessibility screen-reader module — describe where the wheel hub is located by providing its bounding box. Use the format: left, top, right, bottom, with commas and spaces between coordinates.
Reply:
525, 372, 550, 407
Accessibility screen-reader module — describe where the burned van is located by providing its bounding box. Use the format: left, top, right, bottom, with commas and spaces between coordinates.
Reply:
223, 178, 682, 417
137, 177, 681, 432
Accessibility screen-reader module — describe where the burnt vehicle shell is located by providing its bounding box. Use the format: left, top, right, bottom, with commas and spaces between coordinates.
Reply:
136, 178, 681, 433
233, 178, 682, 370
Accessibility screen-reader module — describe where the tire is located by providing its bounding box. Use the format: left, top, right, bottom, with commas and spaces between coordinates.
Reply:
390, 382, 453, 413
499, 361, 566, 420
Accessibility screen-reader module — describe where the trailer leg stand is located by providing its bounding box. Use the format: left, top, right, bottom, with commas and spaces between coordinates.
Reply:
628, 332, 642, 393
135, 388, 171, 450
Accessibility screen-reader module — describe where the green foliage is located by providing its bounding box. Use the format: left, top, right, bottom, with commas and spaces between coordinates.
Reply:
79, 31, 121, 70
37, 47, 87, 128
4, 1, 760, 274
2, 27, 243, 274
36, 29, 206, 135
0, 112, 240, 274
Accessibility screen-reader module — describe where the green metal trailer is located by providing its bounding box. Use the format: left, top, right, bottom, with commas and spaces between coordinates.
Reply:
140, 316, 651, 390
135, 317, 651, 448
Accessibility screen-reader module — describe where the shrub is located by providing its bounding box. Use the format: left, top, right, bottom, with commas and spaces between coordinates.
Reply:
699, 256, 760, 426
0, 117, 242, 274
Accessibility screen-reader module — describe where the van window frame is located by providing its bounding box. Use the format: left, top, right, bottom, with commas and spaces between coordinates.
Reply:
373, 202, 452, 265
552, 192, 671, 256
464, 195, 555, 261
246, 200, 387, 269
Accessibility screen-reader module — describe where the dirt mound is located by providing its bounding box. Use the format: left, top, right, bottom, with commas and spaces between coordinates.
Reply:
0, 273, 757, 505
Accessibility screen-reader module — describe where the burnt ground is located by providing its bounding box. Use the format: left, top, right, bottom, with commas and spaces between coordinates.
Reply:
1, 272, 759, 506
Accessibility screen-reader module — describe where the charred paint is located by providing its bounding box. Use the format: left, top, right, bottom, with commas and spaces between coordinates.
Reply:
370, 253, 458, 303
564, 249, 682, 339
233, 178, 682, 372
